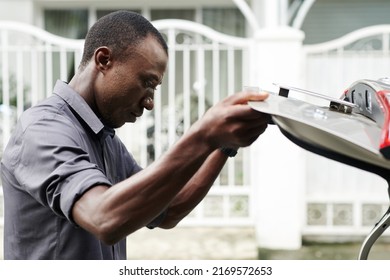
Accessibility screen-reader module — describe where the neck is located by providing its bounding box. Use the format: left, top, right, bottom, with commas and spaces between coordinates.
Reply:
68, 64, 98, 112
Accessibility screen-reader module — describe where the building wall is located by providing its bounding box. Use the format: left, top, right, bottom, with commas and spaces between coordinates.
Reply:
0, 0, 236, 26
302, 0, 390, 44
0, 0, 34, 23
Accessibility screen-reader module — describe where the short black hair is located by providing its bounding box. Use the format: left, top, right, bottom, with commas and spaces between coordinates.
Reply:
79, 10, 168, 69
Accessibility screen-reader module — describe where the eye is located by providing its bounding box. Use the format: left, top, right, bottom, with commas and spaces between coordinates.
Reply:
144, 80, 157, 90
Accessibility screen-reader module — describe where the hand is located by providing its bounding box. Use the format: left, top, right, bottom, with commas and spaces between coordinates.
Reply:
198, 90, 270, 149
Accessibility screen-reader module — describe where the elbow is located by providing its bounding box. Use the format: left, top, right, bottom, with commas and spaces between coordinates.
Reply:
157, 216, 182, 229
158, 222, 177, 229
95, 214, 152, 245
93, 216, 135, 246
95, 222, 122, 246
98, 233, 120, 246
157, 209, 192, 229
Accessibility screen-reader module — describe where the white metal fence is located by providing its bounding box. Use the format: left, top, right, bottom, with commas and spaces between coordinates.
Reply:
145, 19, 255, 225
0, 21, 84, 227
0, 21, 84, 152
1, 20, 390, 242
0, 19, 255, 228
302, 25, 390, 238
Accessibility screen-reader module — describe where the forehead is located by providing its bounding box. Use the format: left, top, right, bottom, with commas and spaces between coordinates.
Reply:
130, 35, 168, 74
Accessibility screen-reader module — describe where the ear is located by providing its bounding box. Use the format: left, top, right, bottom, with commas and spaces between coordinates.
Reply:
94, 47, 112, 72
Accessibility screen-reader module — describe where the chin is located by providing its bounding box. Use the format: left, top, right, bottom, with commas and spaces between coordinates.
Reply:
118, 119, 136, 127
114, 121, 128, 128
107, 117, 136, 128
103, 119, 123, 129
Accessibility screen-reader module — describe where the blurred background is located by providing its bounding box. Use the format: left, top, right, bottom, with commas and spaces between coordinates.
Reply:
1, 0, 390, 260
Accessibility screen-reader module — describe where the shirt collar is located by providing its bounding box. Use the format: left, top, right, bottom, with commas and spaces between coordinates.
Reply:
52, 80, 106, 135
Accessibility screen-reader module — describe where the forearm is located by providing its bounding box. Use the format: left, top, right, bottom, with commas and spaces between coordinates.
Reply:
159, 149, 228, 228
73, 124, 215, 244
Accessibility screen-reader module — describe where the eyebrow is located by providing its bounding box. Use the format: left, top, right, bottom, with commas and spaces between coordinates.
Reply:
149, 73, 163, 85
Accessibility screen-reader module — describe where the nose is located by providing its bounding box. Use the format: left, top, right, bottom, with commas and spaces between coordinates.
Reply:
142, 96, 154, 110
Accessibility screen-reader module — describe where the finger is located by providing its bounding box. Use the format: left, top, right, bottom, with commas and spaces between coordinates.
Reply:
227, 118, 268, 142
224, 91, 269, 105
233, 114, 270, 131
226, 105, 271, 121
240, 123, 268, 146
242, 120, 269, 136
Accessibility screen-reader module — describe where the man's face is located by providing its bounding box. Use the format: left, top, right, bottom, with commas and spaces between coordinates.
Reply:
94, 35, 168, 128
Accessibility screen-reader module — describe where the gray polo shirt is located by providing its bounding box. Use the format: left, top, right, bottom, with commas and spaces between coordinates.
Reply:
1, 80, 142, 259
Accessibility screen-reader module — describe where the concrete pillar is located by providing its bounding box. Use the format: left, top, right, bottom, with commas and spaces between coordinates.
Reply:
250, 27, 306, 250
251, 0, 288, 28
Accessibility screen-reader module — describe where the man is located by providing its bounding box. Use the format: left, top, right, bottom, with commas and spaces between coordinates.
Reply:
1, 11, 269, 259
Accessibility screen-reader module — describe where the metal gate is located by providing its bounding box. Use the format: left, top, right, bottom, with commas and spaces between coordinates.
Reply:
302, 25, 390, 238
0, 19, 254, 227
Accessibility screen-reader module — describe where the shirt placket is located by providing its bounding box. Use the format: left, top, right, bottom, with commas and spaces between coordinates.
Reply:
100, 127, 121, 260
101, 128, 116, 184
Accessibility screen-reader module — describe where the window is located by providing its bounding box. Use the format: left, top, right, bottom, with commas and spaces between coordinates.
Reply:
203, 8, 246, 36
44, 9, 88, 39
151, 9, 195, 21
43, 7, 245, 38
96, 9, 142, 20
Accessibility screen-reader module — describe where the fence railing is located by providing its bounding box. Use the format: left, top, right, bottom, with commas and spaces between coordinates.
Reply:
0, 19, 255, 228
302, 25, 390, 238
0, 21, 84, 152
2, 20, 390, 244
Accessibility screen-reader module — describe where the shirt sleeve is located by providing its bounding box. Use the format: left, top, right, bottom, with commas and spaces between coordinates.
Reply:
13, 115, 112, 224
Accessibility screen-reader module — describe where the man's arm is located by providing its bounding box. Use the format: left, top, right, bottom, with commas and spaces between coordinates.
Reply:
72, 91, 269, 245
72, 126, 215, 245
158, 149, 229, 229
